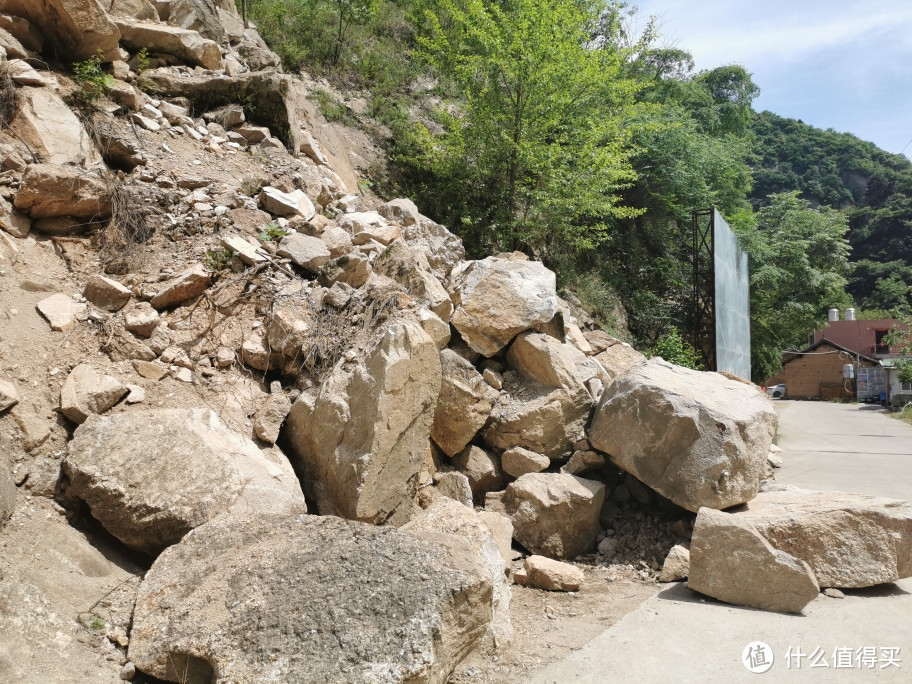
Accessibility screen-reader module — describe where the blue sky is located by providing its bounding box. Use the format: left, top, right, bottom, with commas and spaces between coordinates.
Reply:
629, 0, 912, 156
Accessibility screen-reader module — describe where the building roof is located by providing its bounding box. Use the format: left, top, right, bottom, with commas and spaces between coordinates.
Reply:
782, 338, 879, 366
810, 319, 909, 356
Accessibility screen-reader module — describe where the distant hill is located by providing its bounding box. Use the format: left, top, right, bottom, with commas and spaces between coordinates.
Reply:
749, 111, 912, 313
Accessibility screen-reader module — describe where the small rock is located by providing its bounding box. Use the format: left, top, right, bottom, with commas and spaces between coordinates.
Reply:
132, 360, 168, 381
220, 234, 266, 266
483, 368, 503, 390
323, 281, 354, 308
60, 364, 128, 424
215, 347, 235, 368
149, 264, 210, 310
123, 302, 161, 338
658, 544, 690, 582
253, 392, 292, 444
120, 662, 136, 680
83, 274, 132, 312
823, 588, 845, 599
516, 555, 584, 591
277, 233, 331, 273
124, 385, 145, 404
0, 379, 20, 412
36, 293, 87, 331
560, 450, 605, 476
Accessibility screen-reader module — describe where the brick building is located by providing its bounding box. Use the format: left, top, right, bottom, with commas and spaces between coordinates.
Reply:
781, 339, 879, 400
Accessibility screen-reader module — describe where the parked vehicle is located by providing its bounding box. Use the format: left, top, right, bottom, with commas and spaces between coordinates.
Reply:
766, 383, 786, 398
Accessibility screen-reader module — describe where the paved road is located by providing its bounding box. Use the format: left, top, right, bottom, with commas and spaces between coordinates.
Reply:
531, 400, 912, 683
775, 401, 912, 499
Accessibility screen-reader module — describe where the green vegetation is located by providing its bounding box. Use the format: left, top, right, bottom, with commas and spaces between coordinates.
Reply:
258, 222, 289, 241
203, 247, 240, 272
649, 328, 702, 370
71, 52, 115, 107
242, 0, 912, 380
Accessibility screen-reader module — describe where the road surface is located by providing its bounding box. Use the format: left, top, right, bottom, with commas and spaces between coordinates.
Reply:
531, 400, 912, 683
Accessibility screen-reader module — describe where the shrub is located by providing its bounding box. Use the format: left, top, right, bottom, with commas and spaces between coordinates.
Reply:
72, 52, 115, 107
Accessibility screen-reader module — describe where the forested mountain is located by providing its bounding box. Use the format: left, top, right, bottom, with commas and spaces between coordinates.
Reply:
242, 0, 906, 379
750, 111, 912, 314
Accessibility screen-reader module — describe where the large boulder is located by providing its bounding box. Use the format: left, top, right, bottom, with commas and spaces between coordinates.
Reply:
285, 319, 441, 525
0, 0, 120, 60
63, 409, 305, 555
688, 507, 820, 614
14, 164, 110, 219
402, 217, 465, 280
448, 254, 557, 357
374, 239, 453, 321
129, 513, 492, 683
430, 349, 498, 457
503, 473, 605, 560
115, 20, 222, 70
9, 87, 101, 166
507, 330, 608, 398
731, 485, 912, 588
484, 381, 591, 460
159, 0, 228, 43
403, 497, 513, 646
588, 359, 777, 512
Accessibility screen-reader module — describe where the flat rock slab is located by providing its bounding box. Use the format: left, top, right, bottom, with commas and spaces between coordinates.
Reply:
83, 274, 132, 311
731, 485, 912, 588
589, 359, 777, 512
129, 513, 492, 683
516, 555, 584, 592
14, 164, 110, 220
149, 263, 210, 310
689, 507, 819, 614
36, 293, 87, 331
64, 409, 305, 555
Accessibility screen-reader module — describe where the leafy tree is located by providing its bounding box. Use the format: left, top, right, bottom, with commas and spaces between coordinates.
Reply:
735, 192, 852, 379
409, 0, 643, 258
650, 327, 702, 369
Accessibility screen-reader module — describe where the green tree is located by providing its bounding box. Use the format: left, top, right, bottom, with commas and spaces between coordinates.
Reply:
735, 191, 852, 379
410, 0, 643, 258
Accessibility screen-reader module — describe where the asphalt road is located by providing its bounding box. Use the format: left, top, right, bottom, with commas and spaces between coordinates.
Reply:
530, 400, 912, 683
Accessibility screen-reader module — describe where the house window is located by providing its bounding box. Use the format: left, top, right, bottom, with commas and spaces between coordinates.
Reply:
903, 381, 912, 393
874, 330, 890, 355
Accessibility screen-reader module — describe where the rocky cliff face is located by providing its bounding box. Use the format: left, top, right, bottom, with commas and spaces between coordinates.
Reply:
0, 2, 909, 682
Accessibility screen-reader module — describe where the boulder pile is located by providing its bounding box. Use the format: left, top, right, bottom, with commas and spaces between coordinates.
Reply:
0, 1, 910, 681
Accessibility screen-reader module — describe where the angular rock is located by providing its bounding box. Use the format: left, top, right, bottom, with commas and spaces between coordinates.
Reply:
60, 363, 128, 424
658, 544, 690, 582
129, 513, 491, 683
503, 473, 605, 560
501, 446, 550, 478
9, 86, 100, 166
239, 335, 280, 371
688, 507, 819, 614
320, 224, 354, 258
448, 255, 557, 357
149, 263, 210, 309
452, 445, 506, 504
341, 211, 401, 246
431, 349, 499, 457
560, 449, 605, 476
378, 197, 421, 226
375, 239, 453, 320
588, 359, 777, 512
265, 307, 309, 359
507, 331, 608, 398
484, 382, 592, 460
83, 274, 132, 312
123, 301, 161, 337
260, 186, 316, 220
253, 391, 292, 444
285, 319, 441, 525
0, 378, 19, 412
516, 555, 584, 592
219, 233, 266, 265
14, 164, 110, 219
115, 20, 221, 69
0, 0, 120, 60
0, 198, 30, 238
402, 217, 465, 280
732, 486, 912, 588
318, 252, 371, 289
277, 232, 331, 273
299, 129, 329, 164
403, 497, 513, 646
36, 293, 87, 331
592, 340, 646, 383
162, 0, 228, 42
479, 511, 513, 565
64, 409, 305, 555
434, 471, 474, 508
418, 307, 451, 350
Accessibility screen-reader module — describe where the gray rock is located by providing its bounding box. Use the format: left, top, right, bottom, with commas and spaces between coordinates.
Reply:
374, 239, 453, 321
434, 471, 474, 508
588, 359, 777, 512
60, 364, 128, 424
253, 392, 292, 444
452, 445, 507, 504
63, 409, 305, 554
123, 302, 161, 338
688, 507, 819, 614
129, 513, 492, 683
501, 446, 550, 478
277, 232, 331, 273
285, 319, 440, 525
431, 349, 499, 457
503, 473, 605, 560
658, 544, 690, 582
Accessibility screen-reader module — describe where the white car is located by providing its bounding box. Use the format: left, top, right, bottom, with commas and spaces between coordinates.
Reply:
766, 383, 785, 398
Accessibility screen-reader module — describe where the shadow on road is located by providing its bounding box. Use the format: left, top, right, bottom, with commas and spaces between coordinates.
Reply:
654, 583, 807, 616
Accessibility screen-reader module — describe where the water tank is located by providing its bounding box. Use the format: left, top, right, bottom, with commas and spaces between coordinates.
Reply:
846, 308, 856, 320
843, 363, 855, 379
828, 308, 839, 322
